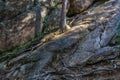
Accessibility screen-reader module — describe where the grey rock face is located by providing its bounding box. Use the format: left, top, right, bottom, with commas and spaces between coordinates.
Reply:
63, 0, 120, 67
1, 0, 120, 79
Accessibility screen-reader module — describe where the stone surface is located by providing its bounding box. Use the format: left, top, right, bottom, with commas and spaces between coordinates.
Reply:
0, 0, 57, 51
1, 0, 120, 80
63, 0, 120, 67
0, 0, 97, 51
67, 0, 95, 16
0, 9, 36, 51
0, 0, 34, 21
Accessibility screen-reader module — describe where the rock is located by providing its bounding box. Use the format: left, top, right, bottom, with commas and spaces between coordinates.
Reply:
0, 0, 98, 51
47, 0, 95, 26
0, 0, 34, 21
67, 0, 95, 16
25, 27, 88, 79
63, 51, 93, 67
87, 47, 120, 64
1, 0, 120, 79
63, 0, 120, 67
2, 25, 88, 79
0, 0, 36, 51
0, 9, 36, 51
0, 0, 56, 51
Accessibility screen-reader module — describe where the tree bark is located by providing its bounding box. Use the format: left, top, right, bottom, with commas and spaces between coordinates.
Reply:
35, 3, 42, 37
59, 0, 67, 32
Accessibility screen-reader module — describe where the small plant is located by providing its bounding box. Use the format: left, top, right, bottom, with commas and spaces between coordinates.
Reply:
116, 20, 120, 43
0, 43, 25, 62
114, 32, 120, 44
110, 20, 120, 48
113, 20, 120, 48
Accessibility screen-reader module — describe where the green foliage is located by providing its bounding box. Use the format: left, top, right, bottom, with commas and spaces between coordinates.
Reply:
0, 43, 25, 62
112, 21, 120, 48
110, 21, 120, 48
115, 20, 120, 44
114, 32, 120, 44
116, 20, 120, 31
43, 15, 49, 27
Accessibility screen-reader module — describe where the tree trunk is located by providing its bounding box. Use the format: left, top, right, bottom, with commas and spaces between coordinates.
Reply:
59, 0, 67, 32
35, 3, 42, 37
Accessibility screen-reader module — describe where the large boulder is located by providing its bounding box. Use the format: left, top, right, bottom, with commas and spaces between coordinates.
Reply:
0, 0, 35, 51
0, 0, 34, 21
0, 0, 53, 51
67, 0, 95, 16
0, 10, 36, 51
